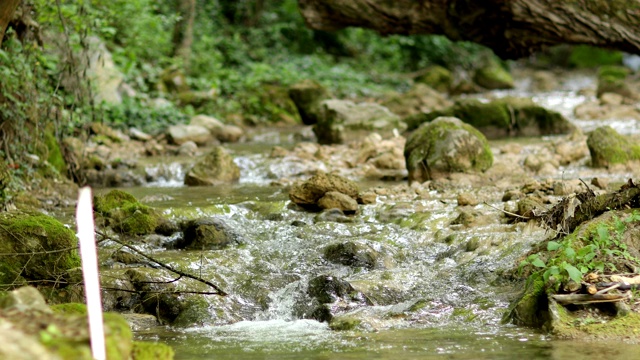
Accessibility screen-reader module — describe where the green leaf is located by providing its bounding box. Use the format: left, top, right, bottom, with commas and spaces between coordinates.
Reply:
531, 258, 546, 268
597, 225, 610, 242
564, 246, 576, 260
563, 263, 583, 283
547, 241, 562, 251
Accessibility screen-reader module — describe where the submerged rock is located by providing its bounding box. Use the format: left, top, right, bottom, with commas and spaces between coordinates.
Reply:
404, 117, 493, 183
184, 146, 240, 186
323, 241, 378, 269
314, 99, 405, 144
177, 216, 245, 250
587, 126, 640, 168
289, 172, 359, 211
406, 97, 575, 138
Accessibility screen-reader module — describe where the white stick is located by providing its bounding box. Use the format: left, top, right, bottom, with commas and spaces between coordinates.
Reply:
76, 187, 106, 360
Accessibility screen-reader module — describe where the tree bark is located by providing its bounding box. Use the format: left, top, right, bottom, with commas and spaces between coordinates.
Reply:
0, 0, 21, 45
172, 0, 196, 69
297, 0, 640, 59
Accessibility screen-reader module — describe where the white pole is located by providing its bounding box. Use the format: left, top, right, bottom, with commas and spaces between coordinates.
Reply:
76, 187, 106, 360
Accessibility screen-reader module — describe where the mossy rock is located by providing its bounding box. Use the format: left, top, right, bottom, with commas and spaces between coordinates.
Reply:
94, 190, 164, 236
568, 45, 623, 68
404, 116, 493, 182
50, 303, 88, 315
473, 60, 514, 90
43, 130, 66, 175
587, 126, 640, 167
596, 66, 635, 98
178, 216, 245, 250
323, 241, 378, 269
171, 296, 211, 327
415, 66, 453, 93
502, 274, 551, 328
237, 84, 301, 125
405, 97, 575, 138
0, 212, 81, 286
329, 316, 362, 331
288, 79, 331, 125
131, 341, 175, 360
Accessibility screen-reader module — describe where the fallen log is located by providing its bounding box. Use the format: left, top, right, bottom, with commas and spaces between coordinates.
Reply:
551, 292, 630, 306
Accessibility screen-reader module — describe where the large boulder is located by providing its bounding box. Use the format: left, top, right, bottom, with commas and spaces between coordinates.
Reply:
288, 80, 331, 125
289, 172, 359, 212
184, 146, 240, 186
0, 212, 81, 286
406, 97, 575, 138
404, 117, 493, 183
587, 126, 640, 168
314, 100, 405, 144
190, 115, 244, 143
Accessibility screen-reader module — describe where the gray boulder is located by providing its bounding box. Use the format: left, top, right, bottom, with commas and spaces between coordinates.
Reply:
314, 100, 405, 144
167, 124, 212, 146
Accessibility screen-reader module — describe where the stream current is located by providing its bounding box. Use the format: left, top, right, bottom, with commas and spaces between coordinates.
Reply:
119, 71, 640, 359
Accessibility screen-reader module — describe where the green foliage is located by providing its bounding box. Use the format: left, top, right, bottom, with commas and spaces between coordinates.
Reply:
520, 211, 640, 288
96, 98, 188, 134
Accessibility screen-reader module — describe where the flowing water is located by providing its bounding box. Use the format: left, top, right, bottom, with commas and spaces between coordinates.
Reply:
118, 71, 640, 359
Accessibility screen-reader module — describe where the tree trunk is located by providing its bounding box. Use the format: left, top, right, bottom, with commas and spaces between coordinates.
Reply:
0, 0, 21, 45
172, 0, 196, 69
297, 0, 640, 59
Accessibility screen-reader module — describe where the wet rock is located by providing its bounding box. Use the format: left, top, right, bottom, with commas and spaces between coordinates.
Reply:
317, 191, 358, 213
457, 192, 479, 206
404, 116, 493, 183
0, 212, 81, 285
473, 60, 514, 90
587, 126, 640, 168
216, 125, 244, 143
414, 65, 453, 93
515, 197, 546, 218
405, 97, 575, 138
323, 241, 378, 269
289, 172, 359, 210
530, 70, 558, 91
305, 275, 370, 322
597, 65, 636, 99
94, 189, 166, 235
288, 79, 331, 125
167, 124, 212, 146
358, 191, 377, 205
177, 216, 245, 250
314, 208, 355, 223
314, 100, 405, 144
381, 83, 452, 118
184, 146, 240, 186
176, 141, 198, 156
190, 114, 224, 132
0, 286, 51, 313
121, 313, 159, 331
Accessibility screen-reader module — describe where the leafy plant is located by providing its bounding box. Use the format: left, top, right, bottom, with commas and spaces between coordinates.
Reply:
520, 210, 640, 288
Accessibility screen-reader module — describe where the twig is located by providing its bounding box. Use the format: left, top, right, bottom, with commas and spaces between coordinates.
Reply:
482, 201, 531, 219
596, 283, 621, 295
96, 230, 227, 296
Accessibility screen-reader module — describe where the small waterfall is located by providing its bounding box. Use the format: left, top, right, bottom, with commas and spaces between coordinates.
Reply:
145, 162, 186, 187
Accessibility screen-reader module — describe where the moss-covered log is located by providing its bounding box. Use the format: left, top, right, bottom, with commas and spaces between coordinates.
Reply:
297, 0, 640, 59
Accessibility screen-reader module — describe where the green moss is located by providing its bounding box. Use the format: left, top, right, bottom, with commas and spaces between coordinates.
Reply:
415, 65, 453, 92
598, 65, 630, 80
172, 296, 210, 327
104, 312, 134, 360
568, 45, 623, 68
503, 274, 549, 328
552, 306, 640, 339
94, 190, 163, 235
132, 341, 175, 360
51, 303, 88, 315
0, 212, 80, 283
44, 131, 66, 174
587, 126, 640, 167
473, 61, 514, 90
329, 316, 362, 331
